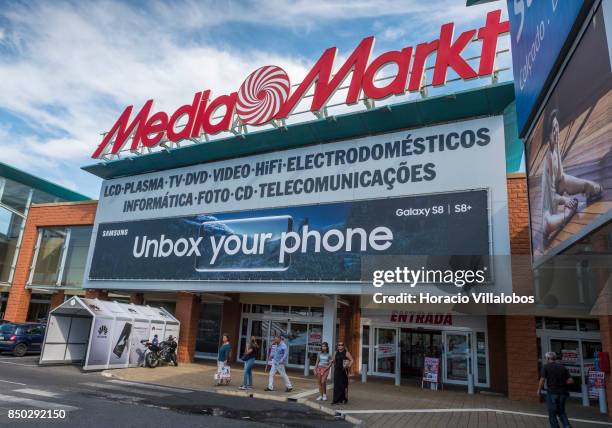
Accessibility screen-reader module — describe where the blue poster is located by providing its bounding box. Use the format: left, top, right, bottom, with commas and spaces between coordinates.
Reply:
507, 0, 585, 134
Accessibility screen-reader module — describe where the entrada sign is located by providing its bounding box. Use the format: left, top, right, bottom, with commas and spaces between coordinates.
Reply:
92, 10, 508, 159
390, 311, 453, 326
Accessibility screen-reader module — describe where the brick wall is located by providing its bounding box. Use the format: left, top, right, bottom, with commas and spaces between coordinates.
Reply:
49, 291, 66, 311
220, 294, 241, 362
5, 201, 97, 322
487, 315, 507, 394
505, 174, 539, 401
175, 292, 201, 363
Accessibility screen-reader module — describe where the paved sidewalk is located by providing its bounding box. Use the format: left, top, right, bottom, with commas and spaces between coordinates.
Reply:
104, 361, 612, 427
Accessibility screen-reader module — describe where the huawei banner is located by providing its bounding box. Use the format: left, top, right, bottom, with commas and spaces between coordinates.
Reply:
89, 190, 490, 282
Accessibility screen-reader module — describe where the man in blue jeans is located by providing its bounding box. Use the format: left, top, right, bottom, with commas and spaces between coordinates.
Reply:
538, 351, 574, 428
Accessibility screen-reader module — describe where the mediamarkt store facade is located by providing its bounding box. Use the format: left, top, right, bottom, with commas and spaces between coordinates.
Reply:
82, 9, 520, 392
7, 9, 606, 402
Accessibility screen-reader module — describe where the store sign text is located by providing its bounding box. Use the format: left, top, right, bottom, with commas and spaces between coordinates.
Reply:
389, 311, 452, 326
92, 10, 508, 158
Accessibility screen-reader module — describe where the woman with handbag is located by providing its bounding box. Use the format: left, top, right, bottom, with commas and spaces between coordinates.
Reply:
215, 334, 231, 386
327, 341, 353, 405
239, 336, 259, 390
314, 342, 331, 401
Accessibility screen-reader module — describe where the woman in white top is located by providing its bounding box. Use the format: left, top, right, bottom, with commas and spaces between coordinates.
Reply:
315, 342, 331, 401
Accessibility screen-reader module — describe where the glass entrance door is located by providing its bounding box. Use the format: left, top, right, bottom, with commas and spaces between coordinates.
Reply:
248, 319, 270, 362
374, 328, 397, 374
400, 329, 442, 378
443, 331, 471, 385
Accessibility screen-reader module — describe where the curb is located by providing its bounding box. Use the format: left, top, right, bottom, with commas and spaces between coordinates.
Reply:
297, 398, 365, 426
100, 370, 364, 425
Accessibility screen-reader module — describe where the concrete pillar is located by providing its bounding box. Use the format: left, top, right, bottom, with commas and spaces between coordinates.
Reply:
49, 291, 66, 311
323, 295, 337, 352
175, 292, 201, 363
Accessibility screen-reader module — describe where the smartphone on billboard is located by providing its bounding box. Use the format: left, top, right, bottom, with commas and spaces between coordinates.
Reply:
195, 215, 293, 272
113, 322, 132, 358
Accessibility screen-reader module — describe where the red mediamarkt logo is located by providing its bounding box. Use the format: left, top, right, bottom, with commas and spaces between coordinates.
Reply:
92, 10, 508, 159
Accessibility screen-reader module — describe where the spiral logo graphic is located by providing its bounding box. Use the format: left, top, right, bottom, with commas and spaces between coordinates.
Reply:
236, 65, 290, 125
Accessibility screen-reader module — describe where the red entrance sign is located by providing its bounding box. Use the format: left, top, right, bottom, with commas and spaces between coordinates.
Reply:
92, 10, 509, 159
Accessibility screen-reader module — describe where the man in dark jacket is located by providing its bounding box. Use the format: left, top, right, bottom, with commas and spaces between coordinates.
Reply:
537, 351, 574, 428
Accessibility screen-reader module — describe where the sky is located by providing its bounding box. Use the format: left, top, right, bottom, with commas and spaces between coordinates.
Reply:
0, 0, 509, 199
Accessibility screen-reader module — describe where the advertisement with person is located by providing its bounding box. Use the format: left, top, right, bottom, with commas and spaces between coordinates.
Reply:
128, 320, 150, 367
88, 190, 490, 282
526, 6, 612, 263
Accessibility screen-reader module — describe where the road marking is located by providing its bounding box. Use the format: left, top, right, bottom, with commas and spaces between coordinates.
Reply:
14, 388, 59, 398
0, 380, 26, 386
109, 379, 191, 393
0, 360, 37, 367
288, 384, 333, 400
80, 382, 169, 397
338, 408, 612, 426
0, 393, 77, 411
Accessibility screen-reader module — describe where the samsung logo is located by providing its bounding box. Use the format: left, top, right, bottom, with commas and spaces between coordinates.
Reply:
103, 229, 129, 237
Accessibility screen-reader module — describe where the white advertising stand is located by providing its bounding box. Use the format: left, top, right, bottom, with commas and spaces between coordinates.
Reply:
40, 296, 180, 370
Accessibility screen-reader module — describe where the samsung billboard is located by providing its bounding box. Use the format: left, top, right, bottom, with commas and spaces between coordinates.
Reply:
84, 116, 510, 292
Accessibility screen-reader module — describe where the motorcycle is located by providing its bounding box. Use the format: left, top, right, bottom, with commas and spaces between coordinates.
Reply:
141, 337, 178, 368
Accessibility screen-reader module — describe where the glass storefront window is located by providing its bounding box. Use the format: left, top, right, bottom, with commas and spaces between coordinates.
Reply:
291, 306, 309, 316
61, 226, 92, 287
195, 302, 222, 356
550, 339, 581, 393
27, 294, 50, 322
1, 178, 31, 214
30, 189, 57, 205
476, 332, 487, 384
579, 319, 600, 332
271, 305, 289, 314
544, 318, 577, 331
310, 307, 323, 317
31, 228, 65, 285
252, 304, 268, 314
288, 323, 308, 365
0, 207, 23, 283
375, 328, 396, 374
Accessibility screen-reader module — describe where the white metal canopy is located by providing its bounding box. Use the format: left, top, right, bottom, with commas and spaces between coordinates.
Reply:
40, 296, 180, 370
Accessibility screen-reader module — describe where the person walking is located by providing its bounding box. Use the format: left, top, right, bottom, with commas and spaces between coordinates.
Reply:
264, 335, 293, 392
216, 334, 231, 386
240, 336, 259, 390
537, 351, 574, 428
326, 341, 353, 405
315, 342, 332, 401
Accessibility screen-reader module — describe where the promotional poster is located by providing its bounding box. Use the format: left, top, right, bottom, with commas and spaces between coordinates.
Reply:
89, 190, 490, 282
526, 6, 612, 263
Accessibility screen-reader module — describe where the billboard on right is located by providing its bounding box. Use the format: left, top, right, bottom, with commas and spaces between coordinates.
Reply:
527, 5, 612, 264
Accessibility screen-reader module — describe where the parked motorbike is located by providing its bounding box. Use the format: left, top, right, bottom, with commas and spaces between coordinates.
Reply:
141, 336, 178, 368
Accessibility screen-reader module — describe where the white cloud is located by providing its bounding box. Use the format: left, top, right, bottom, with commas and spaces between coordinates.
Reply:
0, 0, 508, 197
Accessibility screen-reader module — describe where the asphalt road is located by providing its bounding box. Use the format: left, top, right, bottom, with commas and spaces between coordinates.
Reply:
0, 355, 350, 428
